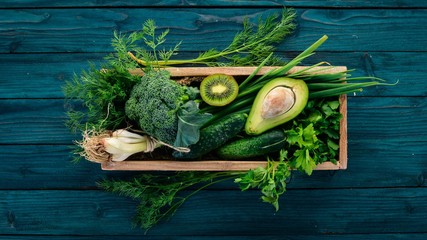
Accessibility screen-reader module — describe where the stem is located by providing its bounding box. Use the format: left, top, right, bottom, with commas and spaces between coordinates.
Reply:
155, 173, 239, 224
239, 52, 274, 89
128, 29, 287, 67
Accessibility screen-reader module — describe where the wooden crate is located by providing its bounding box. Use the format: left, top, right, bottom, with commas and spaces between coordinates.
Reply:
101, 66, 348, 171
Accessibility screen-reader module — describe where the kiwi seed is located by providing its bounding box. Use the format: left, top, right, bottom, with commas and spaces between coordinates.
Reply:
200, 74, 239, 106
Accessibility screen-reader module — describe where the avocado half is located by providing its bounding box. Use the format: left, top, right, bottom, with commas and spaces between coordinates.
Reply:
245, 77, 309, 135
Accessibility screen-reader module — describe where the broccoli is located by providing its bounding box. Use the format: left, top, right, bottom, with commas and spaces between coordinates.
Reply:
125, 69, 197, 145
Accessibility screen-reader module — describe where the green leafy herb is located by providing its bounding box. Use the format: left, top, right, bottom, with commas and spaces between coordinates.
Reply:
126, 8, 296, 67
286, 123, 319, 175
235, 150, 291, 211
65, 7, 397, 232
63, 63, 140, 132
98, 171, 239, 231
283, 98, 343, 174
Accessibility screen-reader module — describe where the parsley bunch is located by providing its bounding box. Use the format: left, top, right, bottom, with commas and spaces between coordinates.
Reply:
286, 99, 342, 175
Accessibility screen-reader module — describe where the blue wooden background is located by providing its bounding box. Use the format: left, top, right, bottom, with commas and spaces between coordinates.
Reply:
1, 1, 426, 239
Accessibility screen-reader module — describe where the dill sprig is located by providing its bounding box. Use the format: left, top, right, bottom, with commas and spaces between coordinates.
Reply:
126, 8, 296, 67
98, 171, 240, 231
63, 63, 140, 132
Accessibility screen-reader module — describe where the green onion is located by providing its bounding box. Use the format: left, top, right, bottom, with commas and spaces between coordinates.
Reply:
201, 34, 395, 123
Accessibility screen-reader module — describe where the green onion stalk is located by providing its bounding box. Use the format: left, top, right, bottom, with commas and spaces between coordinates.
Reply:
201, 35, 395, 125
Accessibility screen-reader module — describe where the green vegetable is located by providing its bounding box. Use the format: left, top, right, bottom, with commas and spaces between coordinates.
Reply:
125, 69, 200, 145
204, 35, 393, 127
77, 129, 161, 163
245, 77, 309, 135
235, 149, 291, 211
283, 98, 343, 175
63, 64, 140, 132
65, 8, 397, 232
216, 129, 286, 159
173, 112, 247, 159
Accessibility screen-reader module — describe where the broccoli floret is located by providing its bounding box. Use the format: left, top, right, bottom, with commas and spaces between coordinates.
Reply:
125, 70, 195, 145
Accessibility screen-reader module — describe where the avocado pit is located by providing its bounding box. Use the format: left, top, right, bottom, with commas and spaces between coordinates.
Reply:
261, 86, 296, 119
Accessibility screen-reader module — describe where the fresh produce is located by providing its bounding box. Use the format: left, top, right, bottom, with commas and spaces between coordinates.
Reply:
245, 77, 309, 135
200, 74, 239, 106
63, 63, 140, 132
125, 69, 199, 145
173, 112, 247, 159
99, 149, 291, 229
78, 129, 160, 163
235, 149, 291, 211
216, 129, 286, 159
64, 7, 396, 231
284, 98, 343, 175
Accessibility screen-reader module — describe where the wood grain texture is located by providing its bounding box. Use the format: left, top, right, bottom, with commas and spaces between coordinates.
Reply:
1, 97, 423, 144
0, 145, 109, 189
0, 99, 76, 144
0, 8, 425, 53
2, 235, 427, 240
0, 137, 425, 189
100, 159, 343, 171
0, 97, 425, 189
1, 188, 426, 235
1, 136, 425, 189
1, 2, 426, 238
1, 0, 426, 8
0, 51, 422, 99
129, 66, 348, 76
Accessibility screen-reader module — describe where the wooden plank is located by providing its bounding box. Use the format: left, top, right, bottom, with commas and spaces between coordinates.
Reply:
2, 234, 427, 240
0, 99, 77, 144
347, 97, 426, 140
0, 8, 426, 53
129, 66, 347, 77
0, 145, 111, 189
1, 0, 426, 8
0, 53, 105, 99
0, 96, 424, 188
0, 96, 424, 146
0, 51, 423, 99
1, 188, 427, 235
1, 137, 425, 189
101, 159, 343, 171
1, 136, 425, 189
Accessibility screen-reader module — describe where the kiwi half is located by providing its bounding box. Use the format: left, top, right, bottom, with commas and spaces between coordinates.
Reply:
200, 74, 239, 106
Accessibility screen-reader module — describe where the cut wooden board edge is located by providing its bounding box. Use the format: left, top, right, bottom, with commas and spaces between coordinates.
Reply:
101, 66, 348, 171
129, 66, 348, 77
101, 160, 342, 171
339, 93, 348, 170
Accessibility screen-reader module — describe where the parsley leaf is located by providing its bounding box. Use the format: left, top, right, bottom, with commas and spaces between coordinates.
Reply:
235, 150, 291, 211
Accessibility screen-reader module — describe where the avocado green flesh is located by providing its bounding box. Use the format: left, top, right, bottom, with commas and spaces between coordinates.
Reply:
245, 77, 309, 135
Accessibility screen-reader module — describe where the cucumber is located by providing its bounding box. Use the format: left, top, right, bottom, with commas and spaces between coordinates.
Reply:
173, 112, 247, 159
216, 129, 286, 159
